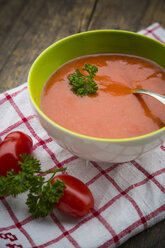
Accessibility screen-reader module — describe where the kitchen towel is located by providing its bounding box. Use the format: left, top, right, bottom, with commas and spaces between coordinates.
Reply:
0, 23, 165, 248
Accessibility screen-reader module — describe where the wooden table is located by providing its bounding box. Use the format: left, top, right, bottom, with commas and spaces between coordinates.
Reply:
0, 0, 165, 247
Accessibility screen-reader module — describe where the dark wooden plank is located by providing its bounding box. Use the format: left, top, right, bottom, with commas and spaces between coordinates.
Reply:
0, 0, 26, 45
88, 0, 165, 31
88, 0, 150, 31
120, 219, 165, 248
140, 0, 165, 28
0, 0, 46, 67
0, 0, 45, 90
0, 0, 96, 92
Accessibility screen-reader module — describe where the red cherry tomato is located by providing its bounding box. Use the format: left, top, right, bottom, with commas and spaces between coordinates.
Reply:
51, 174, 94, 217
0, 131, 33, 177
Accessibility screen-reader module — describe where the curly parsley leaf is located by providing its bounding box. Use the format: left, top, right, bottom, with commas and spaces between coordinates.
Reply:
26, 180, 65, 218
69, 63, 98, 96
0, 154, 42, 197
0, 154, 66, 218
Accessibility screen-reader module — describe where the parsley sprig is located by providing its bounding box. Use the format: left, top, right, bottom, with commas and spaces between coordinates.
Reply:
0, 154, 66, 218
69, 63, 98, 96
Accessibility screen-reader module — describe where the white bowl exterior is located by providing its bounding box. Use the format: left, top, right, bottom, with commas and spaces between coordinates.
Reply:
34, 104, 165, 163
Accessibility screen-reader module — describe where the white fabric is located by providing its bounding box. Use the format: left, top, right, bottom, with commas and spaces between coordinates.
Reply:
0, 23, 165, 248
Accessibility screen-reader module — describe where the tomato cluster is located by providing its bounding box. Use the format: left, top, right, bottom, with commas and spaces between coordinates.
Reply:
0, 131, 94, 217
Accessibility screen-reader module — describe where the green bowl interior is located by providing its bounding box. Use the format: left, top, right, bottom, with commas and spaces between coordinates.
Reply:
28, 30, 165, 111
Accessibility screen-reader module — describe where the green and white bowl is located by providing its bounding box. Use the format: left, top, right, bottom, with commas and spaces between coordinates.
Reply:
28, 30, 165, 163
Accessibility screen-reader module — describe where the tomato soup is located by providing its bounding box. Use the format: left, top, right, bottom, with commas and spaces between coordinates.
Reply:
40, 54, 165, 139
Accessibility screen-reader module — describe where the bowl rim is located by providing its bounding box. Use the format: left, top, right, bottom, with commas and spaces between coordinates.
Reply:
28, 29, 165, 143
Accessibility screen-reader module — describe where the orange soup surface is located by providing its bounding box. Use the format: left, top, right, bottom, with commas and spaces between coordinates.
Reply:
41, 54, 165, 139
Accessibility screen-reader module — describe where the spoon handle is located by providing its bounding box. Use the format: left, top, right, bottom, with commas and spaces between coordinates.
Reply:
133, 89, 165, 105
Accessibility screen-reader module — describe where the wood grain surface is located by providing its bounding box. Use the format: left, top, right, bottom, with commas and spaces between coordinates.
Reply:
0, 0, 165, 247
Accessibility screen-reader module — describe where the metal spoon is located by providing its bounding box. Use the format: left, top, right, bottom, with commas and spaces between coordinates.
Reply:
133, 89, 165, 105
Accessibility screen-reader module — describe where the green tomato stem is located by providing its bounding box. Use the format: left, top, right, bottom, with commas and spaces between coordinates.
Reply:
39, 167, 66, 175
39, 168, 66, 184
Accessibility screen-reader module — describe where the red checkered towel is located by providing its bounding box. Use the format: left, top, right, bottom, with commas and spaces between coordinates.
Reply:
0, 23, 165, 248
